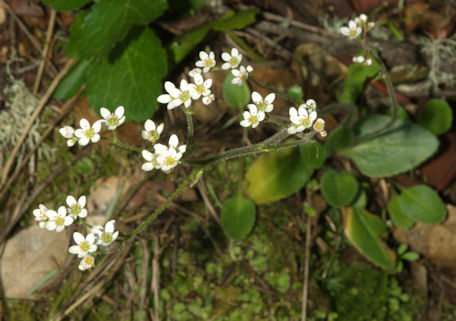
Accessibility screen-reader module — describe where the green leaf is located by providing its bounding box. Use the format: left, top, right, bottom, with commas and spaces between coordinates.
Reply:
220, 196, 256, 240
418, 98, 453, 135
325, 126, 353, 153
299, 141, 327, 169
169, 9, 257, 65
321, 171, 359, 208
341, 114, 439, 177
86, 27, 167, 122
42, 0, 91, 11
397, 244, 408, 255
342, 207, 396, 270
222, 73, 250, 109
53, 59, 91, 99
245, 146, 313, 204
401, 252, 420, 261
80, 0, 168, 58
337, 58, 380, 103
64, 10, 89, 59
396, 184, 446, 224
387, 195, 415, 229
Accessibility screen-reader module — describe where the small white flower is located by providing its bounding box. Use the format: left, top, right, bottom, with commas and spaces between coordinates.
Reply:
92, 220, 119, 247
355, 14, 368, 25
195, 51, 216, 73
45, 206, 74, 232
287, 105, 317, 134
78, 255, 95, 271
202, 94, 215, 105
249, 91, 275, 113
305, 99, 317, 111
189, 73, 212, 100
313, 118, 326, 134
231, 65, 253, 86
340, 20, 362, 39
142, 119, 164, 143
221, 48, 242, 70
157, 80, 193, 110
365, 58, 372, 66
240, 105, 265, 128
66, 195, 87, 219
189, 68, 202, 78
59, 126, 78, 147
353, 55, 372, 66
141, 149, 160, 171
69, 232, 97, 258
99, 106, 125, 130
33, 204, 48, 228
154, 134, 187, 173
74, 118, 101, 146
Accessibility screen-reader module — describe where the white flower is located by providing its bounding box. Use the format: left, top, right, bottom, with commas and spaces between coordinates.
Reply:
340, 20, 362, 39
189, 68, 202, 78
305, 99, 317, 111
66, 195, 87, 219
59, 126, 78, 147
33, 204, 48, 228
78, 255, 95, 271
74, 118, 101, 146
189, 73, 212, 100
352, 55, 372, 66
221, 48, 242, 70
240, 105, 265, 128
142, 119, 164, 143
141, 149, 160, 171
231, 65, 253, 86
355, 14, 368, 25
249, 91, 275, 113
92, 220, 119, 247
195, 51, 216, 73
287, 105, 317, 134
154, 134, 187, 173
202, 94, 215, 105
99, 106, 125, 130
313, 118, 327, 137
69, 232, 97, 258
45, 206, 74, 232
157, 80, 193, 110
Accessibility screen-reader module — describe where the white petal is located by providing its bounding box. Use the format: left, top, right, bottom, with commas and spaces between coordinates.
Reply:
57, 206, 67, 217
243, 111, 251, 119
167, 99, 182, 110
178, 145, 187, 154
169, 134, 179, 149
115, 106, 124, 118
221, 52, 231, 62
289, 107, 297, 118
298, 106, 308, 118
204, 79, 212, 89
79, 118, 90, 130
265, 104, 273, 113
231, 69, 240, 77
156, 123, 164, 134
231, 48, 239, 56
248, 105, 258, 114
69, 245, 80, 255
349, 20, 357, 29
258, 112, 265, 121
91, 134, 100, 143
251, 91, 262, 104
105, 220, 115, 233
100, 107, 111, 119
195, 61, 205, 68
66, 195, 77, 207
164, 81, 176, 94
154, 144, 168, 154
157, 94, 172, 104
142, 150, 154, 161
179, 79, 188, 90
265, 93, 275, 104
193, 73, 203, 85
73, 232, 84, 244
145, 119, 155, 131
78, 195, 86, 208
86, 233, 95, 244
79, 209, 87, 218
92, 121, 102, 133
221, 62, 231, 70
340, 26, 349, 36
64, 216, 74, 226
240, 120, 251, 127
46, 210, 58, 220
199, 51, 208, 60
78, 137, 89, 146
112, 231, 119, 241
309, 111, 317, 122
46, 221, 56, 231
142, 162, 155, 171
287, 126, 297, 134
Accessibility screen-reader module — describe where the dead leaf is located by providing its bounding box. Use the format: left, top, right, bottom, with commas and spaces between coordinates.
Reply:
393, 204, 456, 267
0, 226, 70, 298
6, 0, 43, 18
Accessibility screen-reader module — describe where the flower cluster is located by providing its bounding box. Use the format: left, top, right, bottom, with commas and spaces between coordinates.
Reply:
340, 13, 374, 40
141, 132, 186, 173
240, 91, 275, 128
59, 106, 125, 146
287, 99, 326, 137
352, 55, 372, 66
33, 195, 119, 271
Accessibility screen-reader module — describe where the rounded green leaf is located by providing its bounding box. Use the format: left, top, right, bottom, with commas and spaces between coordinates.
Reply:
325, 126, 353, 152
387, 195, 415, 229
397, 184, 446, 224
402, 252, 420, 261
299, 142, 327, 169
222, 73, 250, 109
342, 207, 396, 270
321, 171, 359, 208
341, 114, 439, 177
220, 196, 256, 240
245, 147, 313, 204
418, 99, 453, 135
